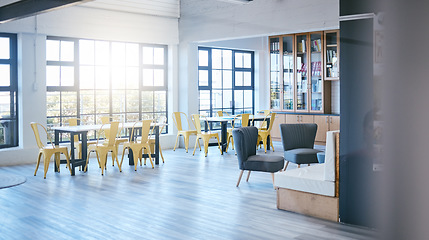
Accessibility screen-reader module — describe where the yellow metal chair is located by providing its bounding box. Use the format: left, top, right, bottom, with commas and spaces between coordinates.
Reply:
85, 121, 121, 175
257, 112, 276, 153
256, 110, 271, 130
216, 111, 230, 117
191, 114, 222, 157
101, 116, 128, 166
30, 122, 72, 179
120, 119, 154, 171
68, 118, 97, 159
226, 113, 250, 152
172, 112, 198, 153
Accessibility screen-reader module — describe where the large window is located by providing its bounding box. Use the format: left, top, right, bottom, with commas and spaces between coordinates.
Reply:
46, 37, 168, 140
0, 33, 18, 149
198, 47, 254, 117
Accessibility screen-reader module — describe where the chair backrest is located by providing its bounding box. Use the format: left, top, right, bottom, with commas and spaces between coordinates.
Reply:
232, 113, 250, 129
68, 118, 80, 143
100, 121, 119, 147
101, 116, 111, 137
279, 123, 317, 151
157, 116, 167, 133
172, 112, 190, 131
30, 122, 54, 149
138, 119, 153, 143
266, 112, 276, 131
232, 126, 258, 170
191, 114, 203, 134
217, 111, 229, 117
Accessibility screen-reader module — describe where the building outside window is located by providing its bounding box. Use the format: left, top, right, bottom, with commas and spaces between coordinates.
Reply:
198, 47, 254, 118
0, 33, 18, 149
46, 37, 168, 141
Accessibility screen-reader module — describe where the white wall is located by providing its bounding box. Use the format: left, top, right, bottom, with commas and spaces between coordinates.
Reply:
178, 0, 339, 116
0, 6, 180, 166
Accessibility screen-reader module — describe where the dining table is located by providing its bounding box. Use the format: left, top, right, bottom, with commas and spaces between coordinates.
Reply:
51, 122, 165, 175
204, 114, 270, 153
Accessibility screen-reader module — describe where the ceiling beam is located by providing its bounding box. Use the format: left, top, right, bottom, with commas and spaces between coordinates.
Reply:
0, 0, 93, 24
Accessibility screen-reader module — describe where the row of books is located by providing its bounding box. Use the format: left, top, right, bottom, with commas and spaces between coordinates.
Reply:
311, 39, 322, 52
297, 40, 306, 52
296, 61, 322, 76
270, 41, 280, 52
326, 50, 337, 63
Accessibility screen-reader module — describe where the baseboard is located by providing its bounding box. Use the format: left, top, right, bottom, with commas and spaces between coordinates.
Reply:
277, 187, 339, 222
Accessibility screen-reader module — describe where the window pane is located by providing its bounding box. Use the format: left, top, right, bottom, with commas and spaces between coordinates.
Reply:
244, 90, 252, 108
223, 70, 232, 89
143, 47, 154, 65
79, 40, 94, 65
126, 44, 139, 66
0, 64, 10, 87
0, 92, 10, 117
222, 50, 232, 69
60, 41, 74, 61
154, 48, 164, 65
154, 69, 164, 86
212, 90, 222, 109
143, 69, 154, 86
126, 113, 139, 123
223, 90, 232, 109
199, 90, 210, 111
142, 113, 154, 120
95, 66, 109, 89
154, 91, 166, 112
0, 37, 10, 59
243, 72, 251, 86
112, 42, 126, 66
60, 66, 74, 86
95, 41, 109, 65
112, 66, 126, 89
199, 70, 208, 86
126, 67, 139, 89
235, 53, 243, 68
46, 40, 60, 61
126, 90, 139, 112
212, 49, 222, 69
95, 90, 109, 113
80, 66, 94, 89
46, 92, 60, 117
243, 53, 252, 68
142, 91, 154, 112
235, 90, 243, 108
61, 92, 77, 116
212, 70, 222, 89
199, 50, 208, 67
80, 90, 95, 114
46, 66, 60, 87
235, 72, 243, 86
112, 90, 126, 113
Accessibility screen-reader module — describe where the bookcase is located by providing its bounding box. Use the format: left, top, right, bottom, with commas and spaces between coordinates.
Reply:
269, 30, 339, 113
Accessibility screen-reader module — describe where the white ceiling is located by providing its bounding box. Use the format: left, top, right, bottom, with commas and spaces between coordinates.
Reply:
0, 0, 180, 18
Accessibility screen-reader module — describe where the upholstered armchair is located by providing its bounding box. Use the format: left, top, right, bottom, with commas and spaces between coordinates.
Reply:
280, 123, 322, 170
232, 126, 284, 187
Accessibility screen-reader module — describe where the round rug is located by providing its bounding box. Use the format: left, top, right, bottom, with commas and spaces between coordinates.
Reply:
0, 174, 26, 189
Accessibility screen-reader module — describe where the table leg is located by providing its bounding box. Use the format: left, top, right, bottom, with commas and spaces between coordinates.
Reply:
155, 126, 159, 165
266, 118, 271, 150
128, 128, 134, 165
54, 130, 60, 172
80, 133, 87, 176
221, 121, 227, 153
70, 133, 76, 175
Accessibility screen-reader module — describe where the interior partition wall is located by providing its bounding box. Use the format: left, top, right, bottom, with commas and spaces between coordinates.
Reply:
46, 36, 168, 141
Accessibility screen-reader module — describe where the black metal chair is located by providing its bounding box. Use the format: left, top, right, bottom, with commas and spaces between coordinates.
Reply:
280, 123, 322, 170
232, 126, 284, 187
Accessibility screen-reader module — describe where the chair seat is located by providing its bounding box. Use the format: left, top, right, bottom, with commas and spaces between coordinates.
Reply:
284, 148, 322, 164
244, 155, 284, 172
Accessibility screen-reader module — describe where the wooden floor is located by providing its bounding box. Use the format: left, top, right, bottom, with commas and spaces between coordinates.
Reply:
0, 142, 378, 240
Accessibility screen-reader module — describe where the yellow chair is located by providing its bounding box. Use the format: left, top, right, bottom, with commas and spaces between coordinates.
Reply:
120, 119, 154, 171
217, 111, 230, 117
172, 112, 198, 153
191, 114, 222, 157
101, 116, 128, 167
68, 118, 97, 159
30, 122, 72, 179
257, 112, 276, 153
226, 113, 250, 152
256, 110, 271, 130
85, 121, 121, 175
146, 116, 167, 163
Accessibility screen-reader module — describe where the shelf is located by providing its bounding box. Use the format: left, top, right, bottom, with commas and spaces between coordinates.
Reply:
326, 44, 337, 47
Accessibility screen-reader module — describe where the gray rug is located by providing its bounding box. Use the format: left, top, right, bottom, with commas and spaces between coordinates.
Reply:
0, 174, 26, 189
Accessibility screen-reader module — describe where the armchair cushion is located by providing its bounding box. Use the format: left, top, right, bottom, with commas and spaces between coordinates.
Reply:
284, 148, 322, 164
245, 155, 284, 172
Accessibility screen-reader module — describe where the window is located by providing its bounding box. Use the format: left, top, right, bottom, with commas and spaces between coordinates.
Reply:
0, 33, 18, 149
46, 37, 168, 141
198, 47, 254, 117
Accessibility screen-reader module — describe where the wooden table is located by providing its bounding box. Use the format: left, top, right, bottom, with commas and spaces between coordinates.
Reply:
51, 122, 165, 175
204, 115, 270, 153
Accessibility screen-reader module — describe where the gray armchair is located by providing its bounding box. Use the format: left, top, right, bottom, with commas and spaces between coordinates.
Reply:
232, 126, 284, 187
280, 123, 322, 170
